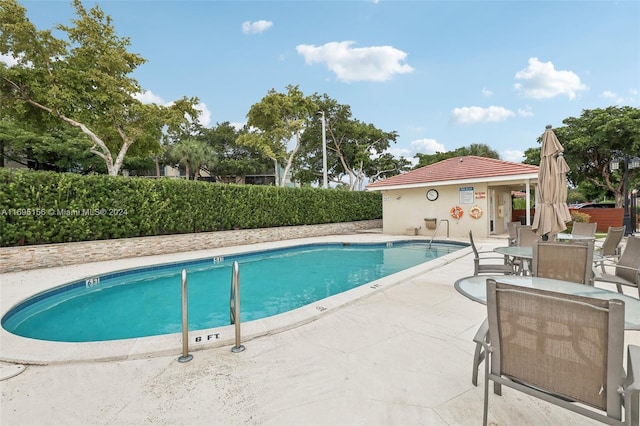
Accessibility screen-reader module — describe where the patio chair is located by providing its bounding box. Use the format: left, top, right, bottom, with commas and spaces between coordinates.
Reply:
472, 239, 595, 386
595, 226, 626, 271
482, 279, 639, 426
594, 235, 640, 298
572, 221, 597, 237
469, 231, 514, 276
516, 225, 540, 247
509, 225, 540, 274
506, 221, 520, 247
532, 239, 594, 285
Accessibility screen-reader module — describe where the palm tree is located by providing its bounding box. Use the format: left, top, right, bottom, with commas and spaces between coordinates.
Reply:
169, 138, 211, 180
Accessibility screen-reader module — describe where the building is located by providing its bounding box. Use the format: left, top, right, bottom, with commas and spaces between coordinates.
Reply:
366, 156, 539, 238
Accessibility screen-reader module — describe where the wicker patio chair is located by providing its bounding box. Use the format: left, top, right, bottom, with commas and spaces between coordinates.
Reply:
532, 239, 594, 285
572, 221, 597, 237
469, 231, 514, 276
482, 279, 639, 426
594, 235, 640, 298
595, 226, 626, 271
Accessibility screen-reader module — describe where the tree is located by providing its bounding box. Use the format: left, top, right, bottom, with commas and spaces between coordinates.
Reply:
168, 138, 211, 180
0, 118, 106, 172
553, 106, 640, 207
414, 143, 500, 168
237, 85, 316, 186
298, 93, 404, 190
366, 152, 412, 183
0, 0, 200, 175
200, 122, 270, 183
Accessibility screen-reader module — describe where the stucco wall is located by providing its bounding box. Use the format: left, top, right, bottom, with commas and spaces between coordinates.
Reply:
380, 185, 491, 238
0, 220, 382, 273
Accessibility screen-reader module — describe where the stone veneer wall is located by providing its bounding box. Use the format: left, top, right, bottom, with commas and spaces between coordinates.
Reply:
0, 220, 382, 273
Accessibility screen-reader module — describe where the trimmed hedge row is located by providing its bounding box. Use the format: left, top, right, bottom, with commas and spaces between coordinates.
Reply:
0, 169, 382, 247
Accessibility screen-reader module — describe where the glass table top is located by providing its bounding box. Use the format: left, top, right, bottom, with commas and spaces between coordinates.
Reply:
454, 275, 640, 330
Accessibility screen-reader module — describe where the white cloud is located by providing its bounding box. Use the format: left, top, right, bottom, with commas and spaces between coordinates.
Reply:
514, 57, 587, 100
242, 20, 273, 34
296, 41, 414, 82
133, 90, 167, 105
482, 87, 493, 97
195, 102, 211, 127
517, 106, 534, 117
134, 90, 212, 128
0, 53, 19, 67
600, 90, 635, 105
386, 138, 445, 166
229, 122, 246, 131
450, 106, 515, 125
503, 149, 525, 162
411, 138, 445, 155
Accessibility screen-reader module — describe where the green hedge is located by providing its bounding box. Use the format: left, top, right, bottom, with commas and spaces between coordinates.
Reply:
0, 169, 382, 247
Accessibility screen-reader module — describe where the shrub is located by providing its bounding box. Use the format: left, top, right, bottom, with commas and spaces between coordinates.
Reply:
0, 169, 382, 246
566, 210, 591, 233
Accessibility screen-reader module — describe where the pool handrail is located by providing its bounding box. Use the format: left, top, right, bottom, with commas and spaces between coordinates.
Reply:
178, 268, 193, 363
428, 219, 450, 249
230, 261, 245, 353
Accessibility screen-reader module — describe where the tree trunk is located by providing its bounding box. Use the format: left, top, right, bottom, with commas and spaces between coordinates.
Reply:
280, 131, 301, 187
155, 157, 161, 177
273, 158, 280, 186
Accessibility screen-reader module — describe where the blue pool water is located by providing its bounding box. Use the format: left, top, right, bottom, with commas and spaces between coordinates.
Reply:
2, 241, 465, 342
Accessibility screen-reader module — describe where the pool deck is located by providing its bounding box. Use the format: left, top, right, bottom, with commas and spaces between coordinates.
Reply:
1, 234, 638, 425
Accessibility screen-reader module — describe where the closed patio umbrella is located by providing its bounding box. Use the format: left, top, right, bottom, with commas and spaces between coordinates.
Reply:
532, 125, 572, 239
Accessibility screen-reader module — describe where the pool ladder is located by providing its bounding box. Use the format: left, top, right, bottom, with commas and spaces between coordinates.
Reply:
428, 219, 449, 249
178, 261, 245, 362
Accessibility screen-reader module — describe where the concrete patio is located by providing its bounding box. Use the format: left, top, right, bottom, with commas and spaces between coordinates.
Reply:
1, 234, 638, 425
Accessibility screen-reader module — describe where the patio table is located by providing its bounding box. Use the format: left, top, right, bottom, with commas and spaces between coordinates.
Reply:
557, 233, 596, 241
494, 246, 603, 276
494, 246, 533, 275
455, 275, 640, 330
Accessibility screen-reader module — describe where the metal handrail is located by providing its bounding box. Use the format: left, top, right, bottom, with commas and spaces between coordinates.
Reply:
428, 219, 450, 249
178, 269, 193, 362
230, 261, 245, 353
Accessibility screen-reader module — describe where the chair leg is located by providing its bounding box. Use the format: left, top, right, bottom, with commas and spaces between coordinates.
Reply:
482, 344, 491, 426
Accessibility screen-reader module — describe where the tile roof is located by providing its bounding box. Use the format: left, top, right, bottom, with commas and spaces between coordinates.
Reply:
367, 156, 539, 189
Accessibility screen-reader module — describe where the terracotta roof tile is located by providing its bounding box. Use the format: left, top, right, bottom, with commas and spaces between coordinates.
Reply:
367, 156, 539, 189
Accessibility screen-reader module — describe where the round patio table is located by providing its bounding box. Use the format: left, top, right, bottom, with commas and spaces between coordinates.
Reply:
455, 275, 640, 330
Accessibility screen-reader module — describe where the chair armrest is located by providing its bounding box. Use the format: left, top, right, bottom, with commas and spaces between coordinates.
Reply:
472, 319, 489, 345
625, 345, 640, 393
593, 267, 603, 280
598, 262, 640, 276
612, 264, 640, 283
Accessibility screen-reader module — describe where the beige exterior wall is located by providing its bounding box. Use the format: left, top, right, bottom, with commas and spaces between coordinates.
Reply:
380, 183, 492, 239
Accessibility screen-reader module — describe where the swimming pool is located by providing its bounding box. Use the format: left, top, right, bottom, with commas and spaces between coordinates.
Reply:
2, 241, 466, 343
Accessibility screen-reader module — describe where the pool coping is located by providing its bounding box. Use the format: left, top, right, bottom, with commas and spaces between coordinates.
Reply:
0, 234, 471, 365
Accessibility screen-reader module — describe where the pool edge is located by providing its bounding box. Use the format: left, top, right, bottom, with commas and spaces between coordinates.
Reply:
0, 236, 471, 365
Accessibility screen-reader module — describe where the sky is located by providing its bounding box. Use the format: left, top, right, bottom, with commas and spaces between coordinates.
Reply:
5, 0, 640, 164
